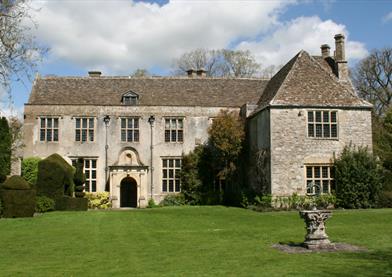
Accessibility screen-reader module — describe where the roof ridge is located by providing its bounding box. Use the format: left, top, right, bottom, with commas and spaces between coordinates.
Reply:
40, 75, 270, 81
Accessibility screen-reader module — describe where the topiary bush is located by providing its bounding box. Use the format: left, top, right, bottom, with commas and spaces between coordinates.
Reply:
0, 176, 36, 218
55, 196, 88, 211
334, 145, 383, 208
0, 117, 11, 179
21, 157, 41, 186
85, 192, 111, 209
36, 153, 75, 201
35, 196, 55, 213
73, 158, 86, 198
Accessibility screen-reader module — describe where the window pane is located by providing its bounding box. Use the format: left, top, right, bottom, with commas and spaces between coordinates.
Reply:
169, 180, 174, 192
165, 130, 170, 142
47, 118, 52, 128
315, 180, 321, 194
322, 167, 328, 178
85, 171, 90, 179
127, 130, 133, 142
53, 129, 59, 141
178, 119, 183, 129
171, 119, 177, 128
316, 124, 322, 137
54, 118, 59, 128
85, 159, 90, 168
331, 112, 337, 123
121, 130, 126, 142
315, 111, 322, 122
175, 180, 181, 192
306, 167, 313, 178
47, 130, 52, 141
308, 112, 314, 123
128, 119, 133, 128
322, 180, 329, 193
76, 118, 80, 128
41, 118, 45, 128
85, 183, 90, 192
323, 111, 329, 123
92, 170, 96, 179
308, 124, 314, 137
91, 181, 96, 192
169, 159, 174, 167
331, 124, 337, 138
162, 180, 167, 192
134, 130, 139, 142
134, 118, 139, 128
121, 118, 126, 129
163, 159, 167, 167
307, 181, 313, 194
40, 129, 45, 141
75, 130, 80, 141
315, 167, 320, 178
323, 124, 330, 138
89, 130, 94, 141
89, 118, 94, 128
82, 118, 87, 128
165, 119, 170, 129
163, 170, 167, 178
92, 160, 96, 168
175, 159, 181, 168
82, 130, 87, 141
178, 130, 183, 142
171, 130, 177, 141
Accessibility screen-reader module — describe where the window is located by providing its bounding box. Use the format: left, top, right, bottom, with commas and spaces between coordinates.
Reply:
122, 91, 139, 105
165, 118, 183, 142
308, 111, 338, 138
162, 158, 182, 192
121, 117, 139, 142
306, 165, 335, 195
72, 158, 97, 192
40, 117, 59, 142
75, 117, 94, 142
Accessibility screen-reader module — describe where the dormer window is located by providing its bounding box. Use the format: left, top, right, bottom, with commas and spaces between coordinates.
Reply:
122, 91, 139, 105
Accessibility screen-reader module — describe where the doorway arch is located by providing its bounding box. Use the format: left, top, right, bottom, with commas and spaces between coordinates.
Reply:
120, 177, 137, 208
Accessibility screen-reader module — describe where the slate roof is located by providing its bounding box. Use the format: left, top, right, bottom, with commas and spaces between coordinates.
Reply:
27, 50, 371, 110
28, 77, 268, 107
256, 50, 372, 109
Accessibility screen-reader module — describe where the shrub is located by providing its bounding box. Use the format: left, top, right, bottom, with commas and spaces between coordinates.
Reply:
36, 153, 75, 201
0, 175, 36, 218
21, 157, 41, 186
73, 158, 86, 198
35, 196, 55, 213
0, 117, 11, 178
379, 191, 392, 208
147, 198, 158, 208
85, 192, 111, 209
55, 196, 88, 211
160, 194, 186, 206
334, 145, 383, 208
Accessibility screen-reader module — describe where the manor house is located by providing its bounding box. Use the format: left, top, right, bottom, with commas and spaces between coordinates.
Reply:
23, 34, 372, 208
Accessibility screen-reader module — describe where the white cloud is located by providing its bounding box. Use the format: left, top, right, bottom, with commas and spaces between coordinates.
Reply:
30, 0, 294, 74
382, 11, 392, 23
237, 16, 368, 68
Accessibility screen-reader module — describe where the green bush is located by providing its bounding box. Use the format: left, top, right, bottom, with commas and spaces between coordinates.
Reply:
22, 157, 41, 186
73, 158, 86, 198
160, 194, 186, 206
55, 196, 88, 211
147, 198, 159, 208
35, 196, 55, 213
0, 176, 36, 218
85, 192, 111, 209
334, 145, 383, 208
379, 191, 392, 208
36, 153, 75, 201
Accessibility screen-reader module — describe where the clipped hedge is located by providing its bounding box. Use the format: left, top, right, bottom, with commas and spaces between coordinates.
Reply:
22, 157, 41, 186
36, 153, 75, 201
35, 196, 55, 213
55, 196, 88, 211
0, 176, 36, 218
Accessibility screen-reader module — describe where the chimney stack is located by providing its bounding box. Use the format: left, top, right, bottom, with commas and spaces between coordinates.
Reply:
88, 71, 102, 77
320, 44, 330, 59
186, 69, 196, 78
196, 68, 207, 77
334, 34, 348, 82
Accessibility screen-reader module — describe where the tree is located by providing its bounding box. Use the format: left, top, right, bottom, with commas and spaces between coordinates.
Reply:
353, 48, 392, 116
173, 49, 261, 77
0, 0, 46, 102
131, 68, 150, 77
0, 117, 11, 179
7, 116, 23, 162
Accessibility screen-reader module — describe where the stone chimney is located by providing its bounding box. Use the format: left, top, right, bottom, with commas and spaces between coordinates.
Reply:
334, 34, 349, 82
88, 71, 102, 77
196, 68, 207, 77
186, 69, 196, 78
321, 44, 330, 59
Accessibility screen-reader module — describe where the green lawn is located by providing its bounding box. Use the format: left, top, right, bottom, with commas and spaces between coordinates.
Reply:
0, 207, 391, 276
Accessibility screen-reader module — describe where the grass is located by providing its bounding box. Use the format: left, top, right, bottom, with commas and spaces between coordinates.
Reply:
0, 206, 391, 276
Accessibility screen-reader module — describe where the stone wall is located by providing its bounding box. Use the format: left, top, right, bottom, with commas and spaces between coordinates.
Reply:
269, 108, 372, 196
23, 104, 238, 203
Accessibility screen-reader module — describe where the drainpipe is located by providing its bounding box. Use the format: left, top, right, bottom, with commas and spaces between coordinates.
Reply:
148, 115, 155, 199
103, 115, 111, 187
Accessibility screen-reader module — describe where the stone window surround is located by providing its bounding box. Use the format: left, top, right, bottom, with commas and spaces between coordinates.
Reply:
161, 157, 182, 193
73, 117, 95, 142
305, 164, 334, 195
307, 110, 339, 139
39, 116, 60, 142
164, 117, 184, 143
120, 117, 140, 143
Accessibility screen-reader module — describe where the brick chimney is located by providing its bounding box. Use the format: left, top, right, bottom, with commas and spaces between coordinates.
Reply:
186, 69, 196, 78
320, 44, 330, 59
88, 71, 102, 77
196, 68, 207, 77
334, 34, 348, 82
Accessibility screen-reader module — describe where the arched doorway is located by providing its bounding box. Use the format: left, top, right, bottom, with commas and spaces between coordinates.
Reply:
120, 177, 137, 208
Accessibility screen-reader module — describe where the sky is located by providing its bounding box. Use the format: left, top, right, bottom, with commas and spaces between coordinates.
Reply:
1, 0, 391, 117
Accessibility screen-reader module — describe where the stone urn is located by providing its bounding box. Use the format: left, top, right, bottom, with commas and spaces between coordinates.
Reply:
299, 208, 335, 249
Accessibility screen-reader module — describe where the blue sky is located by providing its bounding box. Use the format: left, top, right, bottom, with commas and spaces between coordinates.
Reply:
2, 0, 391, 116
